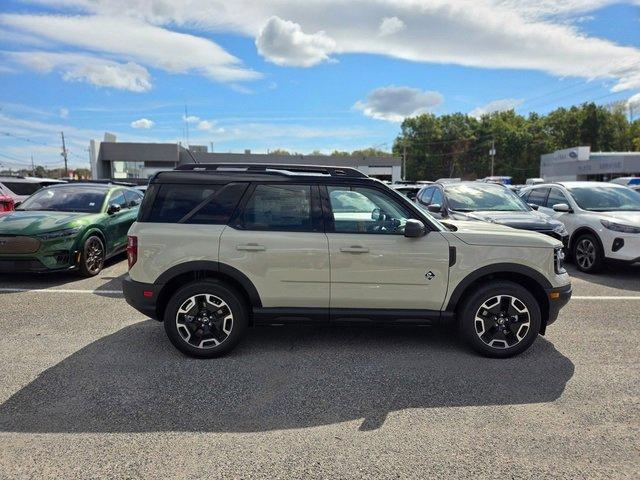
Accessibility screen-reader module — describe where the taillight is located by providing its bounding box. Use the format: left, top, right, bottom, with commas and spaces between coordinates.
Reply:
127, 235, 138, 269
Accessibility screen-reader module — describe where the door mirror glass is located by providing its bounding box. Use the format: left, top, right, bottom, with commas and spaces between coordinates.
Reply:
404, 219, 426, 238
427, 203, 442, 213
552, 203, 571, 213
528, 203, 539, 210
107, 203, 121, 215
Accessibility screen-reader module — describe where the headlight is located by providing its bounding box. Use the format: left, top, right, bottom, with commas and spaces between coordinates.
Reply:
39, 227, 81, 241
600, 220, 640, 234
554, 246, 566, 274
552, 223, 568, 235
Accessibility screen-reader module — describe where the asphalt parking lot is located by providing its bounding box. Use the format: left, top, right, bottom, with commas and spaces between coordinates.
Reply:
0, 257, 638, 479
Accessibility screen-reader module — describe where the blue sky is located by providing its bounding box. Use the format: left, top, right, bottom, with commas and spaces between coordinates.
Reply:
0, 0, 639, 169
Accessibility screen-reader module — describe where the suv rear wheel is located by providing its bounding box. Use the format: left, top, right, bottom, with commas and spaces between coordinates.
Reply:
164, 280, 248, 358
458, 281, 541, 358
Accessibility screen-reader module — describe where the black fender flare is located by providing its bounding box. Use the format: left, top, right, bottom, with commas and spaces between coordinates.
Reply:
445, 263, 552, 311
154, 260, 262, 307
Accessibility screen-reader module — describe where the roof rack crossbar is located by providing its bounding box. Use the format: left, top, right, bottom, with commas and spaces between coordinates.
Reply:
175, 163, 368, 178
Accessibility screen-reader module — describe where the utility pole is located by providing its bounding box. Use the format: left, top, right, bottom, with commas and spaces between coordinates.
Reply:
61, 131, 68, 177
184, 104, 190, 148
31, 154, 35, 176
402, 141, 407, 181
489, 139, 496, 177
210, 141, 214, 153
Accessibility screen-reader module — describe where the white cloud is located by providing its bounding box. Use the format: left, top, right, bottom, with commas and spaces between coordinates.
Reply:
255, 16, 336, 67
5, 51, 152, 92
196, 120, 221, 132
182, 115, 200, 123
378, 17, 405, 37
130, 118, 154, 129
0, 13, 260, 83
59, 108, 69, 118
469, 98, 523, 118
628, 92, 640, 107
354, 86, 443, 122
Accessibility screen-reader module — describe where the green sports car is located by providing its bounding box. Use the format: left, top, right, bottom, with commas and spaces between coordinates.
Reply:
0, 183, 143, 276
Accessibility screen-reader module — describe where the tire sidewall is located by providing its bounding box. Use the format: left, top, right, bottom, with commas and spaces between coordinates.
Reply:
459, 281, 542, 358
572, 233, 604, 273
164, 280, 248, 358
78, 234, 104, 277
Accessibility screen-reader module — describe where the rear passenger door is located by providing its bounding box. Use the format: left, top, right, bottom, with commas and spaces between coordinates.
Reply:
219, 183, 330, 309
104, 189, 131, 253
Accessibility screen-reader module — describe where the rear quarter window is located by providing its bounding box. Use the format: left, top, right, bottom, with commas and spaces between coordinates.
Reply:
145, 183, 247, 224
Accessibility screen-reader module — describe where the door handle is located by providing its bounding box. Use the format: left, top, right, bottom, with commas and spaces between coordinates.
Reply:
236, 243, 266, 252
340, 246, 369, 254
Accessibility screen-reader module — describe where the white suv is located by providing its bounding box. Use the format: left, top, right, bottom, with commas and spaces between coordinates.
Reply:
123, 164, 571, 359
520, 182, 640, 273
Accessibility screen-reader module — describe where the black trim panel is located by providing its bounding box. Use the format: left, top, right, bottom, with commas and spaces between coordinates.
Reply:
545, 284, 572, 328
154, 260, 263, 308
122, 275, 159, 319
252, 307, 449, 325
445, 263, 553, 311
252, 307, 329, 324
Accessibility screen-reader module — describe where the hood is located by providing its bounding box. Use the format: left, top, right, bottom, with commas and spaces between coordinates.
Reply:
452, 210, 561, 231
0, 210, 95, 235
596, 211, 640, 226
443, 219, 562, 248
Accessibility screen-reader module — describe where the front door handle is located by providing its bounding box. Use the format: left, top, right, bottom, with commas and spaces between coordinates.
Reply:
236, 243, 266, 252
340, 246, 369, 254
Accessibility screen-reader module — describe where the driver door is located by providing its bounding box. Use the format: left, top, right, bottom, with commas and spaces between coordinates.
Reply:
322, 185, 450, 312
103, 189, 131, 254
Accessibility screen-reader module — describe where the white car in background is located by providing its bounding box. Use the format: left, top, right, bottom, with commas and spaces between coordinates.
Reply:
519, 182, 640, 273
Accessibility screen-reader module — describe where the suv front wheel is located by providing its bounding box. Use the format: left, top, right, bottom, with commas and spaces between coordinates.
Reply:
458, 281, 541, 358
164, 280, 248, 358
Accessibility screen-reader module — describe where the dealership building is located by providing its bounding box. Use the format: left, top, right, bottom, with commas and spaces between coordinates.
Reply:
540, 146, 640, 181
89, 138, 403, 183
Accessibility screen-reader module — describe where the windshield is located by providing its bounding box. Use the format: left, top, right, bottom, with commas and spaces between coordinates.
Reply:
17, 187, 106, 213
445, 184, 529, 212
568, 186, 640, 211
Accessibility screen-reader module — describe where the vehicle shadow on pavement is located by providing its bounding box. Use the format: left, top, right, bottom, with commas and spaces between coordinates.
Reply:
565, 263, 640, 292
0, 321, 574, 433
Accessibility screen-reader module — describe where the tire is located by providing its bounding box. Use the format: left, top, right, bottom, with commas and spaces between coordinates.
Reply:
572, 233, 604, 273
458, 281, 541, 358
163, 280, 248, 358
77, 235, 105, 277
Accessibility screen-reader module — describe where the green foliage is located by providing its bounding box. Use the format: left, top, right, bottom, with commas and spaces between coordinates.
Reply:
393, 102, 638, 183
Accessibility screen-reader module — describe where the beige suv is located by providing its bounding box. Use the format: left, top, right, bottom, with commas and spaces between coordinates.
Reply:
123, 164, 571, 358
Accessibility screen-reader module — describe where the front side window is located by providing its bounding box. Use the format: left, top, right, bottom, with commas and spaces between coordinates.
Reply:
17, 187, 106, 213
418, 187, 434, 204
124, 189, 143, 208
240, 184, 313, 231
430, 188, 444, 206
527, 188, 550, 207
327, 186, 411, 234
445, 184, 529, 212
546, 188, 569, 208
568, 186, 640, 212
109, 190, 128, 210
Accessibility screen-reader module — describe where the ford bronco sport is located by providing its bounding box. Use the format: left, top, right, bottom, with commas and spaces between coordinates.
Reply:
123, 164, 571, 358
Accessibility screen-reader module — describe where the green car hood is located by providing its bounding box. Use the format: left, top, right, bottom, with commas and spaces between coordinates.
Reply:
0, 210, 99, 235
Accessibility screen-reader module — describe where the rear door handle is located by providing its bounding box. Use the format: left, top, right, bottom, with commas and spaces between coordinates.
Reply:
340, 246, 369, 254
236, 243, 266, 252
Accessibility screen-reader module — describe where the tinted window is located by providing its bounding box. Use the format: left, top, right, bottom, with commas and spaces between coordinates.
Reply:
519, 190, 530, 202
327, 186, 412, 234
430, 188, 444, 206
546, 188, 568, 208
445, 184, 528, 212
240, 184, 312, 231
17, 186, 106, 213
1, 181, 42, 196
527, 188, 549, 207
109, 190, 128, 209
124, 189, 143, 208
418, 187, 434, 204
147, 183, 246, 224
567, 186, 640, 211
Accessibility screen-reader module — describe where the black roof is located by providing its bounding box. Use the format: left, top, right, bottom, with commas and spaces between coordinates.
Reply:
153, 163, 378, 185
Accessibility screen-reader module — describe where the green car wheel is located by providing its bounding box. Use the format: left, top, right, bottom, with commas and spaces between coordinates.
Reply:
78, 235, 105, 277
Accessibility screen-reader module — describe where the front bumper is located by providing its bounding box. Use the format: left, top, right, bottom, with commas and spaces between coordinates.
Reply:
545, 283, 572, 329
122, 275, 162, 320
0, 251, 79, 273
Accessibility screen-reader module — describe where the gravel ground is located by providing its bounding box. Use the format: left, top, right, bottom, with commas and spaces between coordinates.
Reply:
0, 258, 638, 479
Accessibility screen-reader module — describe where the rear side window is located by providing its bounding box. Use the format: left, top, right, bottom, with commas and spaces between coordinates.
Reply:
1, 181, 42, 196
527, 188, 549, 207
239, 184, 313, 231
124, 189, 143, 208
430, 188, 444, 206
146, 183, 247, 224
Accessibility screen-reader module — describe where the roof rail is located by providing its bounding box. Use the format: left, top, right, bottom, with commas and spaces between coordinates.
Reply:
175, 163, 368, 178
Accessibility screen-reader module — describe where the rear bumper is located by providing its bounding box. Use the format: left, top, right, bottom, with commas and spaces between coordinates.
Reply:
545, 283, 572, 328
122, 275, 162, 320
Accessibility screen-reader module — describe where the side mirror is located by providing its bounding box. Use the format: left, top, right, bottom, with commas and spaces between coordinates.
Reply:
427, 203, 443, 213
552, 203, 572, 213
107, 203, 121, 215
528, 203, 539, 210
404, 219, 426, 238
